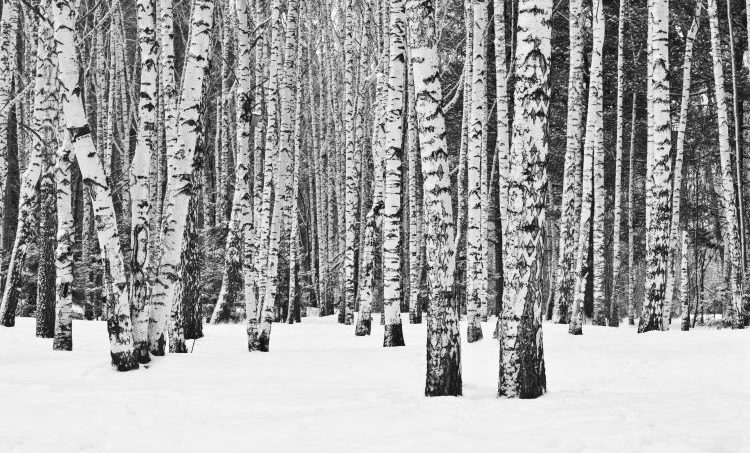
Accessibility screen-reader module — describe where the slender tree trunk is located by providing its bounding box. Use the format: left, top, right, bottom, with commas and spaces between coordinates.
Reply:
406, 44, 422, 325
465, 0, 487, 342
680, 230, 690, 331
552, 0, 585, 324
610, 0, 628, 326
498, 0, 550, 399
628, 93, 638, 325
53, 0, 138, 369
407, 0, 461, 397
130, 0, 158, 363
570, 0, 604, 334
382, 0, 406, 347
54, 136, 75, 351
707, 0, 744, 328
148, 0, 216, 354
665, 1, 702, 329
0, 0, 18, 259
639, 0, 671, 333
254, 0, 299, 351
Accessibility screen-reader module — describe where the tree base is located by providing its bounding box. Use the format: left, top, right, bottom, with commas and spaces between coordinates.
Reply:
53, 337, 72, 351
467, 322, 483, 343
133, 342, 151, 364
568, 324, 582, 335
383, 323, 405, 347
425, 365, 462, 397
149, 334, 166, 356
111, 351, 139, 372
355, 317, 371, 336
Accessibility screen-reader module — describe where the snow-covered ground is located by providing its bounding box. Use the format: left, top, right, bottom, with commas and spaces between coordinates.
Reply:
0, 316, 748, 453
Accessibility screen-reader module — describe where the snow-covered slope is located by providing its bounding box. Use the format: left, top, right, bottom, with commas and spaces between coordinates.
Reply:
0, 316, 747, 452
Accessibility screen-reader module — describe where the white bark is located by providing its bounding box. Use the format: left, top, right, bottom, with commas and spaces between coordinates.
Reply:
382, 0, 406, 347
639, 0, 671, 333
707, 0, 744, 327
466, 0, 487, 342
130, 0, 158, 363
406, 0, 461, 396
498, 0, 550, 398
53, 0, 137, 369
552, 0, 585, 324
148, 0, 216, 354
53, 137, 74, 351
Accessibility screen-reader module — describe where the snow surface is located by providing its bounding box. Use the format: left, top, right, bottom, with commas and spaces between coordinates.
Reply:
0, 316, 748, 453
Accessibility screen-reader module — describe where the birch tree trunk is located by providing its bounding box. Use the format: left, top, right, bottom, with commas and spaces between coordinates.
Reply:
148, 0, 216, 354
343, 0, 359, 326
706, 0, 744, 328
406, 46, 423, 325
552, 0, 585, 324
498, 0, 550, 399
665, 1, 702, 329
610, 0, 628, 326
53, 137, 75, 351
130, 0, 158, 363
639, 0, 671, 333
493, 0, 508, 317
680, 230, 690, 331
466, 0, 487, 342
382, 0, 406, 347
569, 0, 603, 334
254, 0, 299, 352
406, 0, 461, 396
628, 93, 638, 325
0, 0, 18, 256
590, 0, 607, 327
53, 0, 138, 370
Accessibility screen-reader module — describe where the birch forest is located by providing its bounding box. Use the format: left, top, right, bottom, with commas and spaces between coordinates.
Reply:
0, 0, 749, 418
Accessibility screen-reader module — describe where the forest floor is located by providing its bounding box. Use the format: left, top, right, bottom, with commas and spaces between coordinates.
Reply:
0, 315, 748, 452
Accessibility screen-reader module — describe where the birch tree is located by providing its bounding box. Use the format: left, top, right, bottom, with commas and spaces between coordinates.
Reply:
382, 0, 406, 347
639, 0, 672, 333
498, 0, 550, 398
610, 0, 628, 325
255, 0, 299, 352
466, 0, 487, 342
406, 0, 461, 396
706, 0, 744, 328
148, 0, 216, 354
665, 0, 702, 329
680, 230, 690, 331
552, 0, 585, 324
54, 0, 138, 370
130, 0, 158, 363
0, 0, 18, 255
53, 137, 74, 351
343, 0, 358, 326
590, 0, 607, 327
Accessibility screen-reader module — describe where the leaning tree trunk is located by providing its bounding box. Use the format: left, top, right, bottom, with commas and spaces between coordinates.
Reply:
0, 2, 50, 328
53, 0, 138, 370
406, 0, 462, 397
552, 0, 585, 325
466, 0, 487, 343
53, 137, 75, 351
707, 0, 744, 327
148, 0, 216, 354
665, 1, 702, 329
639, 0, 672, 333
130, 0, 158, 363
498, 0, 550, 399
382, 0, 406, 348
